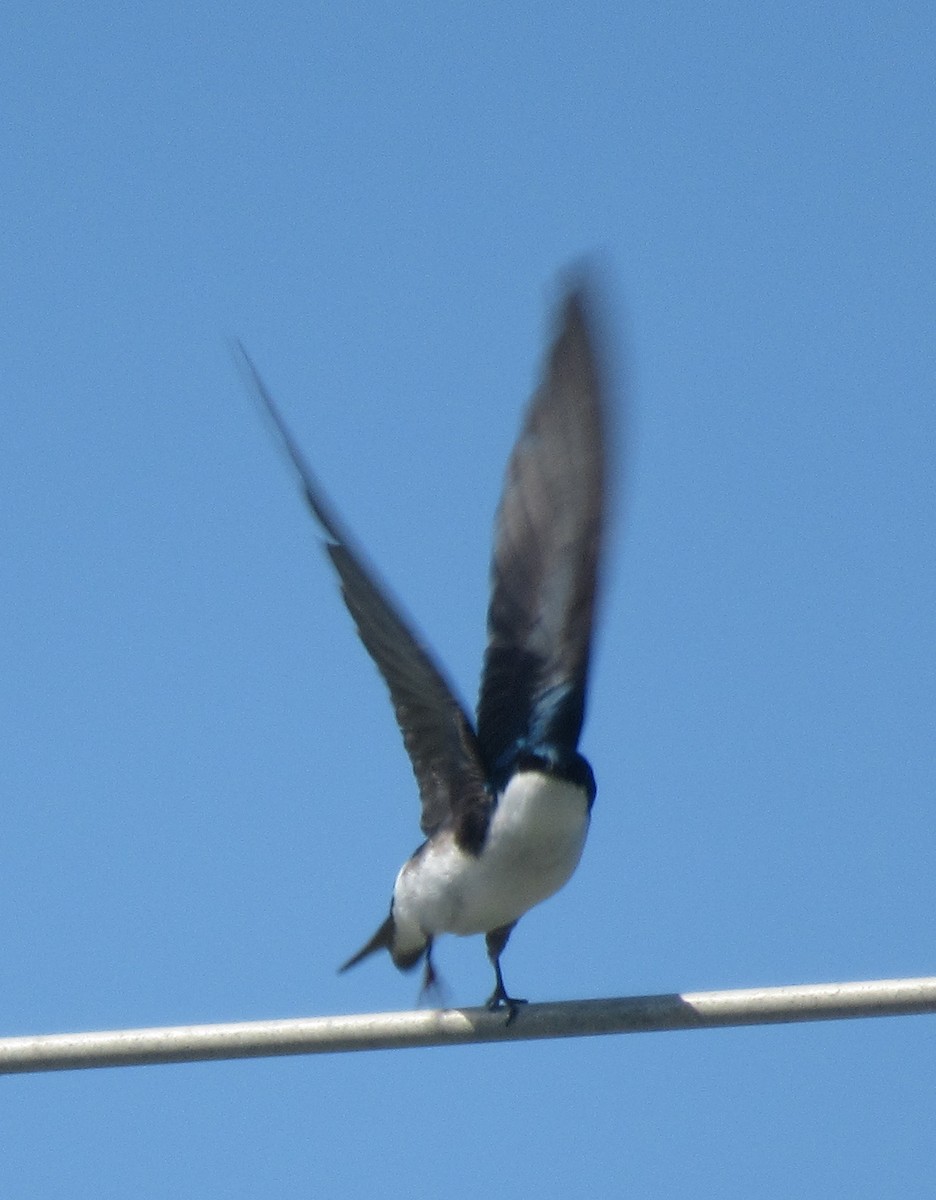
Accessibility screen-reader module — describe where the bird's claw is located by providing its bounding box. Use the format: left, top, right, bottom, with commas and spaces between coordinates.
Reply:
486, 991, 528, 1026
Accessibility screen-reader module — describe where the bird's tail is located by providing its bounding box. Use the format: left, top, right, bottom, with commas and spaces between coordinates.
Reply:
339, 912, 426, 973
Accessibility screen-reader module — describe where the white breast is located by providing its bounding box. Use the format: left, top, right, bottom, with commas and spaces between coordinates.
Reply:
390, 770, 590, 957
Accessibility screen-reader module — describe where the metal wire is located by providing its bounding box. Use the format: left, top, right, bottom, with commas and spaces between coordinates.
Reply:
2, 975, 934, 1075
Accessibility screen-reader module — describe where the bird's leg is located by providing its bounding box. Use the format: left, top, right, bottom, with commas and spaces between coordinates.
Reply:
419, 938, 450, 1007
485, 923, 527, 1024
421, 939, 437, 994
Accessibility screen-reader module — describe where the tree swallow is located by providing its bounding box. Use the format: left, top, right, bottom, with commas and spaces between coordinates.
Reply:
237, 281, 610, 1018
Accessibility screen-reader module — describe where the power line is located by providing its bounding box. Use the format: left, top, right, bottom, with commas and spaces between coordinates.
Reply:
3, 975, 934, 1075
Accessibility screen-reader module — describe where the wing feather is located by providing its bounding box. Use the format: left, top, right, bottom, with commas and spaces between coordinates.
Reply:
476, 287, 610, 779
235, 345, 487, 835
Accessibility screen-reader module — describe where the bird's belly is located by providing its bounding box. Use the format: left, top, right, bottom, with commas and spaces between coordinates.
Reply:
393, 771, 590, 941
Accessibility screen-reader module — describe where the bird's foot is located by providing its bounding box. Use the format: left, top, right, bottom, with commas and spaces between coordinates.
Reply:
485, 986, 528, 1026
418, 942, 451, 1007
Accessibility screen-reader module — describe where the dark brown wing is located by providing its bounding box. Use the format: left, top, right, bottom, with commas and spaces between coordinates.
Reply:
235, 344, 488, 836
476, 286, 610, 780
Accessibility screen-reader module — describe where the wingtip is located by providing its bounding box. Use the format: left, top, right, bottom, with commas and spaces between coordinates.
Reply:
554, 256, 603, 318
547, 269, 605, 379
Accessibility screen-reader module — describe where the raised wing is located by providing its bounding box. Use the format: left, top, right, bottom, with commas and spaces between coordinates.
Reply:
236, 345, 488, 835
476, 287, 610, 782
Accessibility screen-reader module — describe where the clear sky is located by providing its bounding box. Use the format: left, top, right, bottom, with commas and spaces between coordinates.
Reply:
3, 3, 934, 1196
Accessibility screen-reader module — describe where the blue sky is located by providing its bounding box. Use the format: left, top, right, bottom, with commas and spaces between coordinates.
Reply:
2, 3, 934, 1195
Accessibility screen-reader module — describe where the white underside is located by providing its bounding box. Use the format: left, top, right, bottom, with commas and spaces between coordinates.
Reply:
390, 770, 590, 959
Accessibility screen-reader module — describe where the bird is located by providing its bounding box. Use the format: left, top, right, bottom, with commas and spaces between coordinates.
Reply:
236, 279, 610, 1019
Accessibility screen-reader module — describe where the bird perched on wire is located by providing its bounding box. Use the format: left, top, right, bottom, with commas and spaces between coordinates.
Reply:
236, 277, 611, 1020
